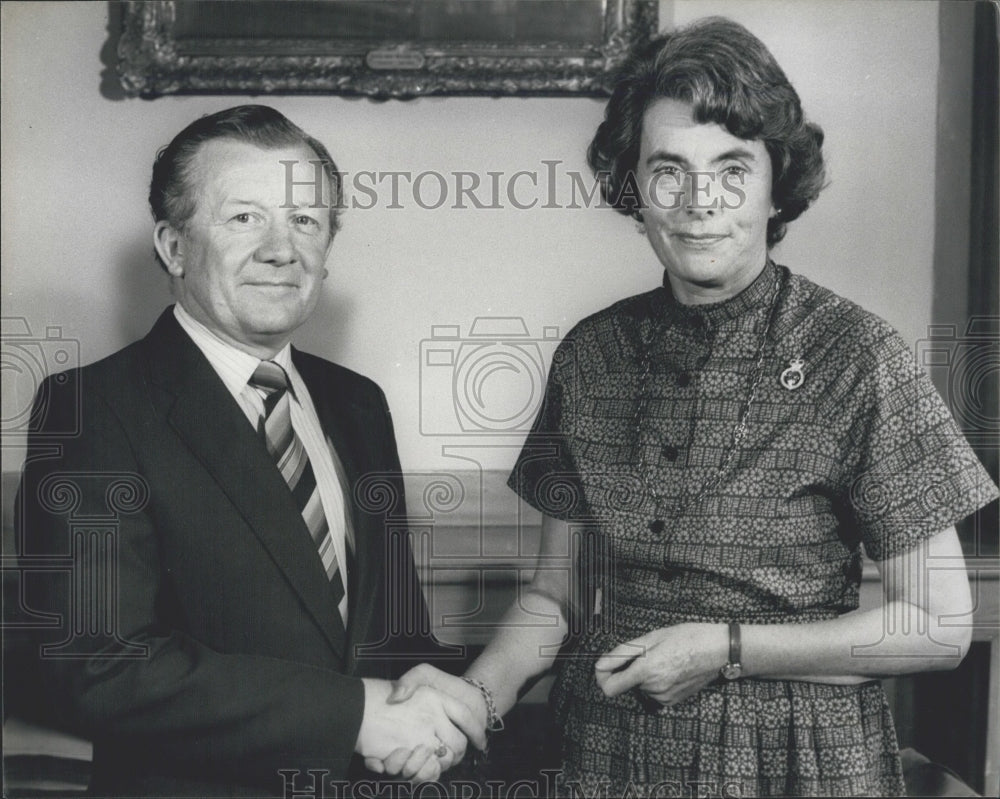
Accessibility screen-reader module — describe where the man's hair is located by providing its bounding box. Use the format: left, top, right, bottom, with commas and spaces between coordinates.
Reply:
149, 105, 343, 271
588, 17, 826, 247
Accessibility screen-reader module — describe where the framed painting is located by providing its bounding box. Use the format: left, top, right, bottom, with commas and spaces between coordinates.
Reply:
117, 0, 659, 98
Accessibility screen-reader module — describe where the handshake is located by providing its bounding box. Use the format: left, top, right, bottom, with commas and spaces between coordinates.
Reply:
354, 665, 495, 784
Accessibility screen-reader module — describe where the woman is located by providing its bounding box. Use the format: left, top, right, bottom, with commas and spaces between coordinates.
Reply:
385, 17, 998, 796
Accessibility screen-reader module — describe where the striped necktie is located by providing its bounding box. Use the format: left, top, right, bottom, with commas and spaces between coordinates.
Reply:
249, 361, 346, 608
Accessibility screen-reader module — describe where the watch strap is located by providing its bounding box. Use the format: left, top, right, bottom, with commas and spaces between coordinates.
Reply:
729, 621, 741, 667
719, 622, 742, 680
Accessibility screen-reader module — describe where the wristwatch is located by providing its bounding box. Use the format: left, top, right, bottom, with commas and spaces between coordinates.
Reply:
719, 622, 742, 680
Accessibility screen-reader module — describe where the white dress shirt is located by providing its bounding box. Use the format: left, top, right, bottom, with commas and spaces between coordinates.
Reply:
174, 304, 352, 623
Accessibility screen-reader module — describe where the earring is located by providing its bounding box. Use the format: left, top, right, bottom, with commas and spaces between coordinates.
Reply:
635, 220, 646, 235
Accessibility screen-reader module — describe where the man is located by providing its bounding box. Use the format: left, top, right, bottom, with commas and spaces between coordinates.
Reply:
16, 105, 482, 797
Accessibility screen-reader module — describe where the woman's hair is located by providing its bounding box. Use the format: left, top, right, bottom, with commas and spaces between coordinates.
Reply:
588, 17, 826, 247
149, 105, 343, 271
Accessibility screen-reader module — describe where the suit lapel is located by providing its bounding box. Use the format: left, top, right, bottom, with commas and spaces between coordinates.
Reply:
142, 310, 347, 658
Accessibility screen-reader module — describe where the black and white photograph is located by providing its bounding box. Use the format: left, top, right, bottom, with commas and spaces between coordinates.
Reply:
2, 1, 997, 797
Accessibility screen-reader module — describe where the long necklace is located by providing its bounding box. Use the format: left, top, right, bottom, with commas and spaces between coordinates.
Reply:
635, 270, 786, 529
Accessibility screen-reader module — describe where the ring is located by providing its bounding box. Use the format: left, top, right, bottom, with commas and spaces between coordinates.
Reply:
434, 744, 448, 758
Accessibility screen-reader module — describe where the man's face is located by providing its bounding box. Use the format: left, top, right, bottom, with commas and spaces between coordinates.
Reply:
154, 139, 334, 357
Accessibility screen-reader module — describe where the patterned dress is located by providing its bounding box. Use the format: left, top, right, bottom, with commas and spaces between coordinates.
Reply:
507, 260, 998, 798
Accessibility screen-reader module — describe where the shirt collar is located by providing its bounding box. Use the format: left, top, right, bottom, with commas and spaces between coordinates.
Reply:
173, 304, 294, 398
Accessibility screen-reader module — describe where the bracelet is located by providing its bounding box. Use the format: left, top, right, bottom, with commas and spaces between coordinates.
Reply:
461, 676, 504, 732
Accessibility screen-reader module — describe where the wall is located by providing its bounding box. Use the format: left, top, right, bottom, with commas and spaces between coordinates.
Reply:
932, 0, 976, 339
1, 1, 941, 475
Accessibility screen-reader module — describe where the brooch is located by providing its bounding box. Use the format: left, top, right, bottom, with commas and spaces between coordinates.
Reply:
780, 358, 805, 390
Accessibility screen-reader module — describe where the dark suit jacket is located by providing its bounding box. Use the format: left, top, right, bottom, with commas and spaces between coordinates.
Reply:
17, 309, 445, 797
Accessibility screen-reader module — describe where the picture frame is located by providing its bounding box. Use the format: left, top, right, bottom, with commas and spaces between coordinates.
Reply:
117, 0, 659, 98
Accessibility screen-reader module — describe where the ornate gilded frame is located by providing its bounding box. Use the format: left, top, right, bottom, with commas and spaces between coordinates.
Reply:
117, 1, 658, 98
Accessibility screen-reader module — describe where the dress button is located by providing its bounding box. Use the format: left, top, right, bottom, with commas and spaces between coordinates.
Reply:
658, 567, 678, 582
649, 519, 665, 534
662, 445, 679, 461
842, 558, 862, 581
676, 372, 691, 387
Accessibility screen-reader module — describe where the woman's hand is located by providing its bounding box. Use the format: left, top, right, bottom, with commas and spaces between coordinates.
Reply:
388, 664, 489, 740
594, 623, 728, 708
362, 665, 491, 782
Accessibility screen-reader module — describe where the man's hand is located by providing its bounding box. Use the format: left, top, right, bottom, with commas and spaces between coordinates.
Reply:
389, 664, 489, 737
355, 678, 479, 783
594, 623, 727, 708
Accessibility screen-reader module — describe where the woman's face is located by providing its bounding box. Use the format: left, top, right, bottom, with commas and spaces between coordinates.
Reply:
636, 98, 776, 305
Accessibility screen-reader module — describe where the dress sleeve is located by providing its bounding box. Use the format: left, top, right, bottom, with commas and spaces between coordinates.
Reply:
507, 336, 592, 521
845, 324, 998, 561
